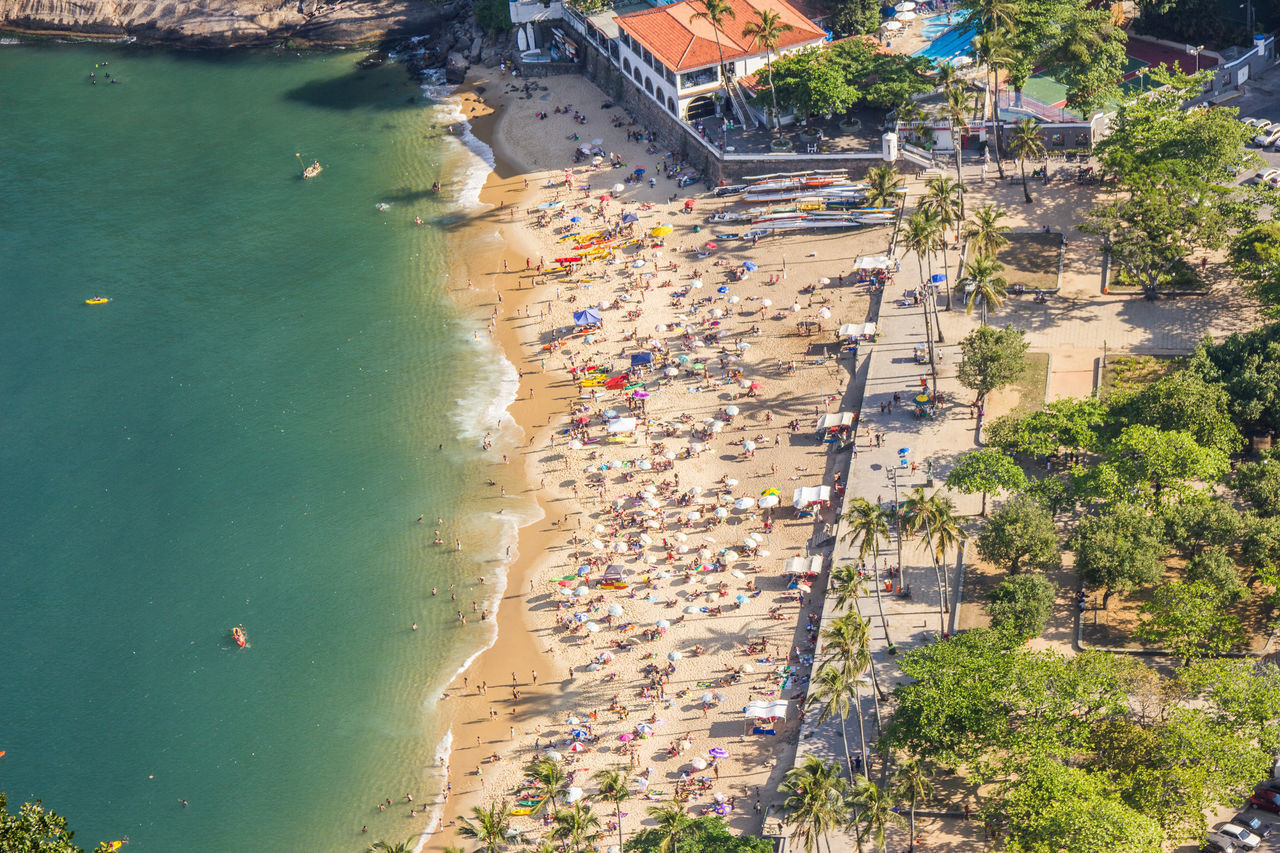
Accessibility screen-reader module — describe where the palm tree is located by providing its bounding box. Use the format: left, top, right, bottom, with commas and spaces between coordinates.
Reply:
645, 800, 692, 853
970, 28, 1013, 178
863, 165, 904, 210
901, 208, 944, 303
779, 756, 851, 853
1006, 117, 1046, 204
899, 487, 948, 633
592, 766, 631, 853
552, 803, 601, 853
928, 495, 966, 613
841, 498, 893, 649
523, 756, 567, 814
828, 563, 870, 614
961, 203, 1009, 259
741, 9, 793, 130
808, 664, 864, 781
366, 841, 413, 853
456, 801, 512, 853
935, 65, 971, 222
850, 779, 907, 853
921, 175, 962, 315
960, 253, 1008, 325
690, 0, 737, 152
891, 758, 933, 852
822, 612, 883, 741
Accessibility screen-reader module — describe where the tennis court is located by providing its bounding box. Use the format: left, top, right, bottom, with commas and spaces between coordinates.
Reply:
1019, 55, 1149, 117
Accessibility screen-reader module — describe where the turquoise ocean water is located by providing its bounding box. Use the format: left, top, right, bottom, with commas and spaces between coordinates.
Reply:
0, 40, 526, 852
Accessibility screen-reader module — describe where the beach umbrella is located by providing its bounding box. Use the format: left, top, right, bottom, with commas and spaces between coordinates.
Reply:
743, 261, 758, 271
731, 569, 746, 579
565, 786, 585, 803
701, 692, 716, 703
761, 488, 780, 497
686, 510, 702, 522
632, 259, 646, 268
608, 603, 625, 617
612, 541, 627, 553
593, 523, 606, 533
676, 354, 690, 364
571, 727, 590, 738
599, 650, 616, 662
569, 439, 584, 450
566, 716, 581, 724
668, 651, 683, 661
652, 225, 674, 237
690, 757, 708, 770
569, 742, 587, 752
664, 366, 679, 377
711, 308, 724, 318
637, 722, 655, 733
882, 19, 903, 29
709, 746, 730, 758
759, 495, 780, 508
639, 531, 653, 544
675, 531, 689, 542
704, 241, 717, 249
818, 277, 831, 285
734, 497, 755, 510
571, 216, 582, 223
613, 183, 626, 193
656, 618, 671, 628
690, 279, 704, 288
728, 295, 740, 304
546, 750, 564, 762
714, 507, 729, 519
715, 803, 732, 816
575, 585, 590, 597
742, 664, 754, 673
679, 739, 692, 750
818, 307, 832, 319
741, 442, 756, 454
723, 550, 740, 562
798, 583, 812, 593
591, 539, 605, 550
761, 298, 772, 307
586, 622, 601, 633
684, 605, 700, 614
737, 341, 751, 351
736, 594, 747, 604
758, 549, 770, 557
634, 168, 645, 175
663, 449, 677, 461
713, 791, 728, 803
585, 662, 602, 671
724, 405, 740, 416
896, 9, 916, 18
717, 286, 729, 294
619, 732, 635, 741
895, 0, 916, 9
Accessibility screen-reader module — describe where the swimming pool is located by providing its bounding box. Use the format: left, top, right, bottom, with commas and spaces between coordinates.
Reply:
913, 9, 976, 64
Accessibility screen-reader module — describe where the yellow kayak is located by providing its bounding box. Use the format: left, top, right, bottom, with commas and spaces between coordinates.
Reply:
85, 297, 110, 305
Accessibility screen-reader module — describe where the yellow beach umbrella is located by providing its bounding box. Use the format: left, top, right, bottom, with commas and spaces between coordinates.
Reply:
761, 488, 781, 497
651, 224, 674, 237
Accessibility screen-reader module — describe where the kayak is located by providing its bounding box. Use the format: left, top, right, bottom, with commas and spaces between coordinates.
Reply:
231, 627, 247, 648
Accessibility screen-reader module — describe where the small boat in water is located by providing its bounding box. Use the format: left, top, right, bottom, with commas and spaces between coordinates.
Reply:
231, 626, 247, 648
296, 152, 322, 179
85, 296, 110, 305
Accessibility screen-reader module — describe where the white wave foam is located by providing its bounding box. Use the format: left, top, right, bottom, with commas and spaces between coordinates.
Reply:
422, 81, 496, 212
412, 728, 454, 853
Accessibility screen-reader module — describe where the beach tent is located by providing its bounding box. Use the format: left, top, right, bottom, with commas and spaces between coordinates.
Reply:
792, 485, 832, 507
630, 352, 654, 368
607, 417, 638, 434
838, 323, 860, 338
853, 255, 894, 271
744, 699, 789, 719
603, 564, 627, 582
573, 308, 603, 326
816, 412, 855, 433
784, 555, 824, 575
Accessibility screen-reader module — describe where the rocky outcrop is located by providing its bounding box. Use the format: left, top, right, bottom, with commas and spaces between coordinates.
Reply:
0, 0, 470, 47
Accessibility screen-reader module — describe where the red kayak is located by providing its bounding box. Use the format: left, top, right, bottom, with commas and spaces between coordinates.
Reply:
231, 627, 247, 648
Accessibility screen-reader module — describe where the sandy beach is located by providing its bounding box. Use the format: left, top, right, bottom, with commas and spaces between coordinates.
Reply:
422, 64, 894, 850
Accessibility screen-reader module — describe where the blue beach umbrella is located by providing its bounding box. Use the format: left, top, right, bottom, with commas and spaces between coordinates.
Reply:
717, 286, 729, 293
622, 212, 640, 223
743, 261, 758, 271
571, 216, 582, 223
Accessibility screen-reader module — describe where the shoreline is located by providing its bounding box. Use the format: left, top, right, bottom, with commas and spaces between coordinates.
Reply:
423, 62, 886, 851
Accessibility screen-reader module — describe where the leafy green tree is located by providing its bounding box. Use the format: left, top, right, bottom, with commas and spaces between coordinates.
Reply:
1229, 221, 1280, 314
977, 494, 1061, 574
1187, 322, 1280, 438
1232, 457, 1280, 517
778, 757, 850, 853
642, 801, 692, 853
1005, 118, 1045, 204
1070, 501, 1167, 608
959, 254, 1008, 324
367, 842, 412, 853
741, 9, 793, 130
593, 766, 632, 853
1040, 7, 1128, 116
767, 47, 857, 118
1098, 424, 1230, 505
957, 324, 1028, 403
1109, 370, 1243, 457
1184, 547, 1248, 604
765, 40, 931, 119
1081, 68, 1259, 292
624, 817, 772, 853
1134, 579, 1246, 664
985, 397, 1110, 457
1179, 659, 1280, 755
474, 0, 514, 32
456, 801, 512, 853
945, 448, 1028, 515
824, 0, 881, 37
819, 612, 883, 737
1159, 500, 1245, 559
984, 760, 1163, 853
0, 794, 84, 853
689, 0, 736, 151
901, 487, 966, 630
986, 572, 1056, 640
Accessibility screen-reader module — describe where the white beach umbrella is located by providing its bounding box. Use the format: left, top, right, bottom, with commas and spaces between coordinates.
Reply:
608, 603, 625, 617
674, 532, 688, 542
728, 295, 740, 304
896, 9, 916, 18
724, 405, 740, 416
664, 366, 679, 377
591, 539, 605, 550
882, 19, 903, 30
734, 497, 756, 510
684, 605, 700, 614
646, 519, 661, 529
638, 459, 653, 470
725, 478, 739, 487
612, 541, 627, 553
656, 618, 671, 628
677, 544, 690, 554
742, 441, 756, 452
742, 664, 754, 673
758, 549, 771, 557
565, 787, 585, 803
586, 621, 601, 633
818, 307, 832, 319
575, 585, 590, 597
663, 449, 677, 460
759, 495, 780, 508
713, 507, 729, 519
690, 756, 708, 770
613, 183, 625, 193
546, 751, 564, 762
707, 593, 720, 602
569, 440, 584, 450
761, 298, 772, 307
698, 548, 713, 561
737, 341, 751, 350
593, 523, 606, 533
711, 308, 724, 318
691, 279, 704, 289
668, 651, 683, 661
723, 550, 740, 562
686, 511, 702, 522
639, 533, 653, 545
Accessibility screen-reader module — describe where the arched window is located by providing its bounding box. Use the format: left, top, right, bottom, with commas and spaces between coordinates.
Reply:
685, 94, 717, 121
645, 76, 654, 95
667, 96, 676, 114
623, 57, 632, 74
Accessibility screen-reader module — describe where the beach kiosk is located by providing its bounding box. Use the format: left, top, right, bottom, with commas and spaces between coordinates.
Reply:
791, 485, 832, 517
816, 411, 855, 442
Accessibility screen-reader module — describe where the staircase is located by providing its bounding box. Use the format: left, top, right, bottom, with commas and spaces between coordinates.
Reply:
900, 141, 935, 169
726, 78, 759, 130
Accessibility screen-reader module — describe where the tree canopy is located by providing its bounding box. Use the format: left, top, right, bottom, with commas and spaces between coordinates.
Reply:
977, 494, 1061, 574
764, 39, 932, 118
957, 325, 1029, 404
625, 816, 773, 853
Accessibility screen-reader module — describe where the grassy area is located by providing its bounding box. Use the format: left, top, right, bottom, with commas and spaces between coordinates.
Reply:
1007, 352, 1051, 417
1098, 354, 1184, 399
995, 232, 1062, 292
1106, 259, 1208, 292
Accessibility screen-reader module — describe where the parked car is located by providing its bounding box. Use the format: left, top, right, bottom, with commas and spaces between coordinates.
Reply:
1232, 814, 1271, 838
1202, 840, 1237, 853
1241, 116, 1262, 125
1256, 778, 1280, 796
1250, 787, 1280, 813
1254, 126, 1276, 146
1252, 168, 1280, 185
1213, 823, 1263, 850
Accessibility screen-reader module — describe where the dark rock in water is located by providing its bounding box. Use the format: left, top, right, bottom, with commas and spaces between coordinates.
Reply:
444, 62, 467, 84
357, 50, 387, 69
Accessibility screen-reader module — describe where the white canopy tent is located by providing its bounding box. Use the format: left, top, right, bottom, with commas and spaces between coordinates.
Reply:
784, 555, 824, 575
607, 417, 638, 434
744, 699, 789, 719
792, 485, 832, 507
816, 412, 855, 431
853, 255, 894, 271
